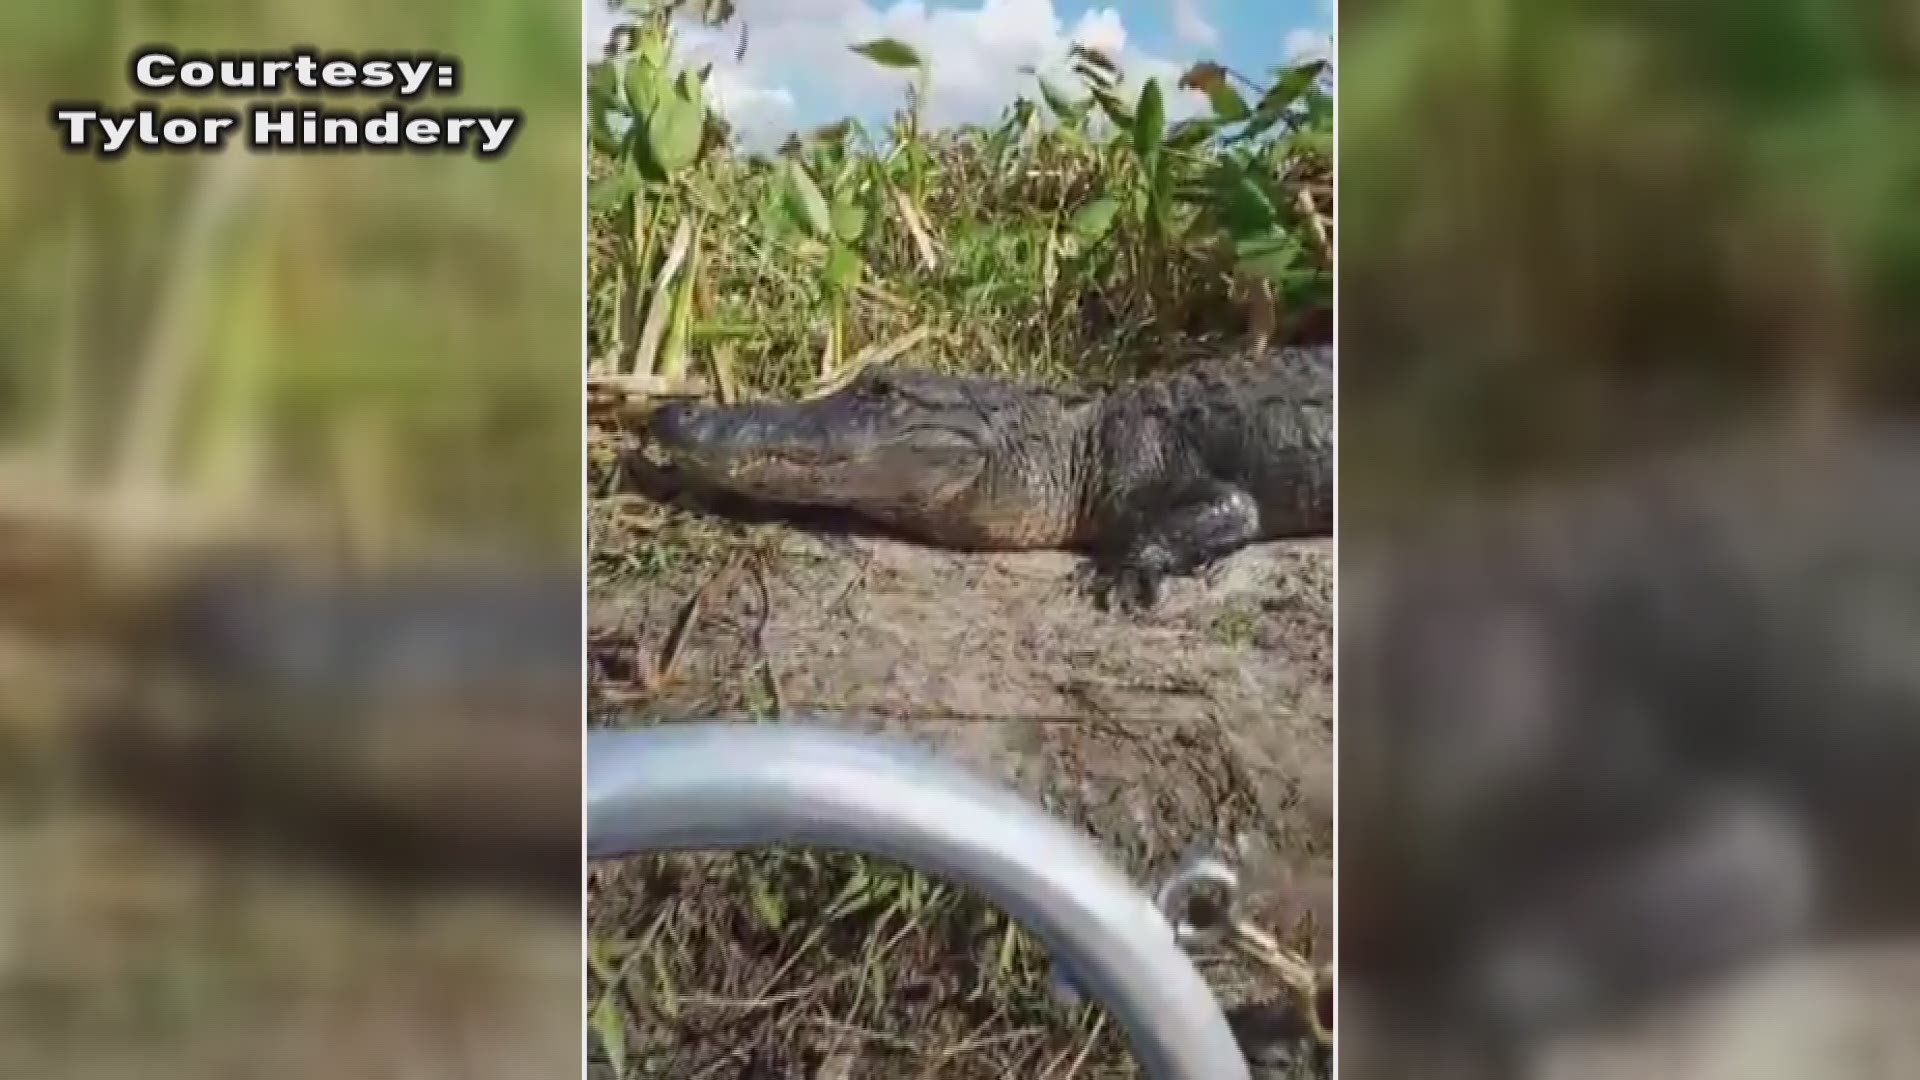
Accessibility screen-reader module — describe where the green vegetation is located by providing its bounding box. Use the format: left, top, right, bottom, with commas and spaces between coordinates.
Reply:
585, 4, 1330, 406
1340, 0, 1920, 521
0, 0, 580, 559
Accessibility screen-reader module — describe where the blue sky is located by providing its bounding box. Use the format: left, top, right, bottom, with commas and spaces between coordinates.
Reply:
585, 0, 1331, 148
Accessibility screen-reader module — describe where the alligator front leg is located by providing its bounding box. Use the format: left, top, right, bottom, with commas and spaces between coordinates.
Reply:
1083, 483, 1265, 611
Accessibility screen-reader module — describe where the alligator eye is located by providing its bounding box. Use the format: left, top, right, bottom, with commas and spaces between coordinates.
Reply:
857, 372, 897, 399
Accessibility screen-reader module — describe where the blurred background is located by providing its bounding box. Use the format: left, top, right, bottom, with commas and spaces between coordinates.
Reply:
1339, 0, 1920, 1076
0, 1, 582, 1077
1341, 0, 1920, 519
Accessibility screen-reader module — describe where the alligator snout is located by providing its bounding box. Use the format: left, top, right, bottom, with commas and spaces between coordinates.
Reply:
648, 399, 846, 466
646, 400, 710, 452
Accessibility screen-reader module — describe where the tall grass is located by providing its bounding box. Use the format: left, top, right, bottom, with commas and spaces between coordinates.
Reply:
0, 0, 581, 559
585, 3, 1332, 410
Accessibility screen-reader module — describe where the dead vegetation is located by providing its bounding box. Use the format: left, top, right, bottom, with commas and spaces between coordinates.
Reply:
585, 3, 1333, 1073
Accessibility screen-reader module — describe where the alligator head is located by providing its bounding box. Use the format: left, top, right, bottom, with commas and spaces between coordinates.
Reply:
646, 365, 1089, 548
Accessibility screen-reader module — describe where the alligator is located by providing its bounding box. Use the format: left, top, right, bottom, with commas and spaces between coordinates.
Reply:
644, 345, 1332, 610
1336, 423, 1920, 1079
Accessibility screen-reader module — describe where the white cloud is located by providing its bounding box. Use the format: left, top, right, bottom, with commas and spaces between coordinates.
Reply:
585, 2, 619, 56
1069, 7, 1129, 55
584, 8, 801, 148
587, 2, 662, 57
830, 0, 1209, 130
705, 65, 800, 139
586, 0, 1288, 146
1284, 27, 1332, 62
1170, 0, 1219, 48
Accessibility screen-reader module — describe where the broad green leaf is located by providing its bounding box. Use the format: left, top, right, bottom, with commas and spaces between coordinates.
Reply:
803, 148, 835, 196
781, 159, 834, 240
832, 148, 860, 190
1148, 152, 1175, 238
850, 37, 925, 69
1134, 77, 1166, 161
589, 111, 628, 157
1302, 85, 1332, 129
589, 161, 640, 213
590, 996, 627, 1077
635, 21, 670, 71
1092, 86, 1134, 129
1289, 128, 1333, 161
1068, 195, 1123, 245
625, 126, 667, 184
831, 194, 867, 244
1239, 59, 1327, 141
1214, 162, 1280, 234
1037, 77, 1079, 122
824, 243, 864, 290
647, 87, 706, 174
1234, 230, 1304, 286
1165, 117, 1220, 150
1267, 59, 1329, 112
588, 61, 621, 115
623, 53, 659, 119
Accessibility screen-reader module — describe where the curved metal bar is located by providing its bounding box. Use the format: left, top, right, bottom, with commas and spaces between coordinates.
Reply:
587, 721, 1250, 1080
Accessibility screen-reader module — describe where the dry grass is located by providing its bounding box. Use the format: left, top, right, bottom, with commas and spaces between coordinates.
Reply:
584, 8, 1333, 1078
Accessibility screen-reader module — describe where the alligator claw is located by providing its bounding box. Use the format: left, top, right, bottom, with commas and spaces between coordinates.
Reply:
1074, 560, 1164, 613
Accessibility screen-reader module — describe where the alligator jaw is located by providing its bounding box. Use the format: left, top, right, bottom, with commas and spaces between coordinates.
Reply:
646, 377, 992, 520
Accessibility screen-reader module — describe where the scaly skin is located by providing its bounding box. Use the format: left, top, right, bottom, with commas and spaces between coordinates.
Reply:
646, 346, 1332, 609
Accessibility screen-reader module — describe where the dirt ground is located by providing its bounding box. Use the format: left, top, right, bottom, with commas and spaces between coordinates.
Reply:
585, 497, 1335, 1078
